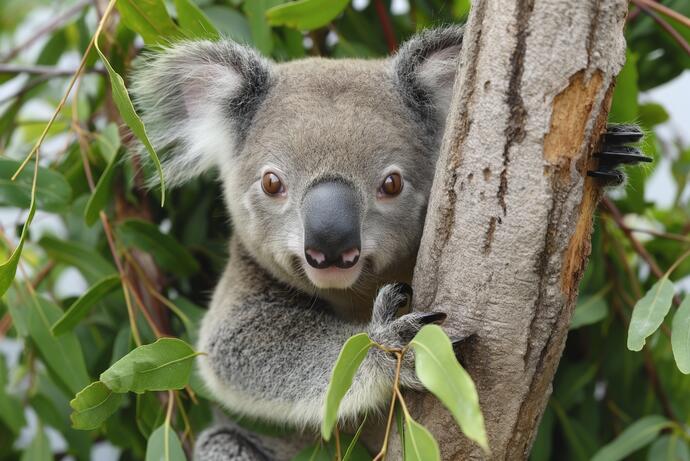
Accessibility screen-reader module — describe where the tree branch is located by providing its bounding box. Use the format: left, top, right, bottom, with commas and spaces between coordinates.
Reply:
390, 0, 630, 458
0, 64, 105, 77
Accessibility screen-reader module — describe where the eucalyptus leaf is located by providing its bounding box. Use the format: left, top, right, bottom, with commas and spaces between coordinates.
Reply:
404, 418, 440, 461
52, 275, 121, 336
24, 291, 91, 395
70, 381, 124, 430
570, 296, 608, 330
627, 277, 675, 351
116, 0, 182, 44
266, 0, 349, 30
321, 333, 373, 440
100, 338, 198, 393
174, 0, 220, 40
671, 295, 690, 374
591, 415, 670, 461
0, 158, 72, 212
116, 219, 199, 276
0, 355, 25, 434
145, 424, 187, 461
94, 34, 165, 204
0, 200, 35, 296
647, 435, 690, 461
410, 325, 488, 451
84, 147, 125, 226
39, 236, 116, 283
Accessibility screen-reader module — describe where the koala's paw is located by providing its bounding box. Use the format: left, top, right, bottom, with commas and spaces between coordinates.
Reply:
369, 283, 448, 389
587, 124, 651, 186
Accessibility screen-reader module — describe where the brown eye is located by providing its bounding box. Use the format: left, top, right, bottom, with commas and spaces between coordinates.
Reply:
262, 172, 284, 196
380, 173, 403, 196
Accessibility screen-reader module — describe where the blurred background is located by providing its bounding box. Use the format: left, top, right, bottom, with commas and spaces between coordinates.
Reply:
0, 0, 689, 460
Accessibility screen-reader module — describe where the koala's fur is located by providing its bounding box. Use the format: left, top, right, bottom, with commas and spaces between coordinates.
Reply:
132, 26, 463, 460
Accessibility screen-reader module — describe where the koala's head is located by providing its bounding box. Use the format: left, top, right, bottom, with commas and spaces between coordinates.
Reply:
132, 26, 462, 292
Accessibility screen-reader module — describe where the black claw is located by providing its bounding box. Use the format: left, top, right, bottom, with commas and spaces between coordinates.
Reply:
594, 146, 652, 165
418, 311, 447, 325
587, 169, 625, 185
602, 124, 644, 144
390, 283, 413, 311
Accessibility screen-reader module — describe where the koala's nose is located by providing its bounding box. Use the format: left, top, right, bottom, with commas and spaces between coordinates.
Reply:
302, 180, 361, 269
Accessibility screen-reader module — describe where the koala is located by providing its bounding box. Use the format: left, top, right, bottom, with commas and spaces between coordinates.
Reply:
132, 25, 648, 461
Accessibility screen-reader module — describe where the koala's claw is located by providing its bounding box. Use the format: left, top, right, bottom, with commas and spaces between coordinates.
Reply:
588, 124, 651, 186
417, 311, 448, 325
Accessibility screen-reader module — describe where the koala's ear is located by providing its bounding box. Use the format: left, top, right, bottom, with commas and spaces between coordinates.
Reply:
392, 26, 464, 135
131, 41, 273, 186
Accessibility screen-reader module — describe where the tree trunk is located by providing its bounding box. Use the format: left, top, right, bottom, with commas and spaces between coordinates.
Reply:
395, 0, 629, 458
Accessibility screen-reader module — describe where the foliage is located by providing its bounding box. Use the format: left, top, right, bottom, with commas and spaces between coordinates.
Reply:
0, 0, 688, 460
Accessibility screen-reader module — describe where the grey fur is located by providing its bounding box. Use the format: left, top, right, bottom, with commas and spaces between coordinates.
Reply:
131, 26, 464, 460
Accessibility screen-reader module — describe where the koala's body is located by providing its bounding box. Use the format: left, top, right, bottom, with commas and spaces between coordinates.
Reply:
133, 24, 647, 461
133, 26, 464, 460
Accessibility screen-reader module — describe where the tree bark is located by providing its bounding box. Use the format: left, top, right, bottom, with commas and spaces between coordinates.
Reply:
395, 0, 629, 459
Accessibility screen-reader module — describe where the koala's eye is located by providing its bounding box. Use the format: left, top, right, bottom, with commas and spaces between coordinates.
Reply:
261, 172, 285, 196
380, 173, 403, 197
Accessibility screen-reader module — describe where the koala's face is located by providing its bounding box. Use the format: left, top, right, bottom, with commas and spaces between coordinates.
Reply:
133, 27, 462, 291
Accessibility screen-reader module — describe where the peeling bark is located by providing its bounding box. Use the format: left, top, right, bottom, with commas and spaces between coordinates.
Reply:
393, 0, 629, 459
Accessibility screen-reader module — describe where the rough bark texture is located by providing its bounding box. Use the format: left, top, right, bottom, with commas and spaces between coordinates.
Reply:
393, 0, 629, 459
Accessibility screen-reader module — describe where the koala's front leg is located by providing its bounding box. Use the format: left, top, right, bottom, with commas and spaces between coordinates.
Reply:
197, 268, 444, 431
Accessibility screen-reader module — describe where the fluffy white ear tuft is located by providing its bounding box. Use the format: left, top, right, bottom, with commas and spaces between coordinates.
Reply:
131, 41, 273, 187
392, 26, 464, 138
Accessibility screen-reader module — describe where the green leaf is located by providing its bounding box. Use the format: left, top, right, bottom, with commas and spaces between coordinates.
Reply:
202, 6, 252, 43
70, 381, 124, 430
51, 275, 121, 336
672, 295, 690, 374
21, 426, 51, 461
100, 338, 198, 393
570, 295, 608, 330
266, 0, 349, 30
321, 332, 373, 440
638, 103, 669, 128
0, 158, 72, 211
647, 435, 690, 461
136, 392, 165, 438
116, 219, 199, 276
609, 50, 638, 123
174, 0, 220, 40
95, 123, 121, 163
244, 0, 283, 55
116, 0, 182, 45
404, 417, 440, 461
591, 416, 670, 461
410, 325, 488, 451
84, 147, 124, 226
146, 424, 187, 461
342, 413, 368, 461
0, 200, 35, 296
39, 236, 116, 283
627, 277, 675, 351
25, 291, 91, 395
0, 355, 26, 435
95, 35, 165, 205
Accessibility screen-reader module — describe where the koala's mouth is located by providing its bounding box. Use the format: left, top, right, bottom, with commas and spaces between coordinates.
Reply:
300, 258, 363, 290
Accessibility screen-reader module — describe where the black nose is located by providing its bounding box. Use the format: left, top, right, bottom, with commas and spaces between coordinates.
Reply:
302, 180, 361, 269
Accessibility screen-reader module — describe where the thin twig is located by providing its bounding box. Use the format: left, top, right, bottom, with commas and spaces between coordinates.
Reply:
1, 0, 91, 62
635, 0, 690, 29
633, 0, 690, 57
373, 0, 398, 53
373, 351, 404, 461
0, 64, 105, 76
601, 197, 682, 306
628, 227, 690, 244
